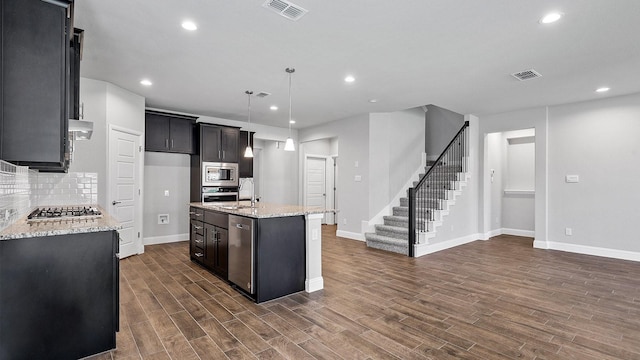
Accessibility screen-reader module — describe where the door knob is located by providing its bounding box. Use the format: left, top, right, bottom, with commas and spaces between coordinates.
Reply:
112, 201, 122, 205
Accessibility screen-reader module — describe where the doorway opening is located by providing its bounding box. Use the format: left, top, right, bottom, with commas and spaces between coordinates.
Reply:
484, 128, 535, 240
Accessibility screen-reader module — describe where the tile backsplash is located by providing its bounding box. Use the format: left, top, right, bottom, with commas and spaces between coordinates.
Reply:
0, 160, 98, 231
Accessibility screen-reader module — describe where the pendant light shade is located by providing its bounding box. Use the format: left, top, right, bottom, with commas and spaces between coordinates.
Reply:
284, 67, 296, 152
244, 90, 254, 158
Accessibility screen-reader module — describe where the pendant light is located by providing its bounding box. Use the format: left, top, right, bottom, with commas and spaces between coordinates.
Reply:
284, 67, 296, 152
244, 90, 254, 158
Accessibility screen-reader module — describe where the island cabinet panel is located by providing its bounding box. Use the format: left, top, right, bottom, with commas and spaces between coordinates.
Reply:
0, 230, 119, 360
254, 216, 305, 303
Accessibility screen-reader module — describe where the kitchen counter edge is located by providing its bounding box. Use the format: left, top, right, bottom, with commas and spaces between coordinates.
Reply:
189, 201, 334, 219
0, 206, 122, 240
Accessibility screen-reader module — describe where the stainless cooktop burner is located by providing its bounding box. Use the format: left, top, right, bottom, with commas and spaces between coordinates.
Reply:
27, 206, 102, 223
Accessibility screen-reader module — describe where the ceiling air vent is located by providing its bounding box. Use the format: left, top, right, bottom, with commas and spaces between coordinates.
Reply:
263, 0, 308, 21
255, 91, 271, 98
511, 69, 542, 81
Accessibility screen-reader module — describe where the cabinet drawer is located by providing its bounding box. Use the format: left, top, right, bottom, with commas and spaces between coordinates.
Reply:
191, 220, 204, 235
190, 207, 204, 220
191, 245, 205, 262
192, 233, 204, 250
204, 210, 228, 228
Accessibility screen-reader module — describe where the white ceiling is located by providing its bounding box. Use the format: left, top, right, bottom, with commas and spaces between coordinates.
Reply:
74, 0, 640, 129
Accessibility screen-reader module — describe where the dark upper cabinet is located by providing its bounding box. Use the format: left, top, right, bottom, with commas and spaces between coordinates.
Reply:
238, 131, 254, 177
144, 110, 197, 154
68, 28, 83, 121
0, 0, 73, 171
200, 124, 239, 163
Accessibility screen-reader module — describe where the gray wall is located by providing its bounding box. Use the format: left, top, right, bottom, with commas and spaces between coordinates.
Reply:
369, 107, 425, 218
425, 104, 464, 158
299, 114, 370, 237
143, 152, 191, 243
479, 91, 640, 258
547, 92, 640, 253
255, 139, 298, 205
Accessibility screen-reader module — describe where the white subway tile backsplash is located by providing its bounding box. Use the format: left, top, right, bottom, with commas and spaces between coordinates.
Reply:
0, 159, 99, 231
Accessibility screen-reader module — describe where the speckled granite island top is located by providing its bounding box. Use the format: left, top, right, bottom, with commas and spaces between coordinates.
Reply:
189, 201, 334, 219
0, 206, 121, 240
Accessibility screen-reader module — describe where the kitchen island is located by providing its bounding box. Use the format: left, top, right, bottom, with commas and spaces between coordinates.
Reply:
0, 207, 121, 360
189, 201, 327, 303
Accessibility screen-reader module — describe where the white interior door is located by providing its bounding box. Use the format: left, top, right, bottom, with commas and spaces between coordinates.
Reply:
109, 127, 142, 258
305, 157, 326, 223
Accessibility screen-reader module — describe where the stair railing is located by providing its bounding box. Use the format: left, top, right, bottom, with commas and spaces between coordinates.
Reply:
408, 121, 469, 257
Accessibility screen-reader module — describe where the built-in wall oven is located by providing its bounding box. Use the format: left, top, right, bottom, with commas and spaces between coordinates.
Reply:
202, 162, 238, 187
201, 187, 238, 202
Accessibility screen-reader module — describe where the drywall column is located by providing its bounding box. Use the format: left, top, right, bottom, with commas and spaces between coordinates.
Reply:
305, 213, 324, 292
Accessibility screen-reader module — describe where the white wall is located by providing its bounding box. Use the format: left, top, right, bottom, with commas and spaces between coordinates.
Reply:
547, 93, 640, 255
502, 130, 535, 235
143, 152, 190, 244
72, 78, 145, 210
299, 114, 370, 238
255, 140, 298, 205
369, 108, 425, 218
479, 91, 640, 261
425, 104, 465, 158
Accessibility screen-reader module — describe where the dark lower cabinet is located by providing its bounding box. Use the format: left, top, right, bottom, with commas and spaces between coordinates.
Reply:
0, 0, 73, 171
190, 206, 228, 279
0, 230, 119, 360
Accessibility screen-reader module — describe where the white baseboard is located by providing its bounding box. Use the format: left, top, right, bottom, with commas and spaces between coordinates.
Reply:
414, 233, 480, 257
481, 228, 533, 240
336, 230, 365, 241
305, 277, 324, 293
543, 241, 640, 262
502, 228, 535, 238
144, 233, 189, 246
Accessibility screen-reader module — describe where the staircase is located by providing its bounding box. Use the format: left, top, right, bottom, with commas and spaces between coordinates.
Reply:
364, 121, 470, 256
364, 163, 469, 255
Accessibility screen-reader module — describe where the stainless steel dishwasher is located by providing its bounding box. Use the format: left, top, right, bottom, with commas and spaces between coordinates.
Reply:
228, 215, 255, 294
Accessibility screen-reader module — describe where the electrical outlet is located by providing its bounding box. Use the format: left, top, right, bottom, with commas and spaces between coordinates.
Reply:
164, 190, 170, 197
343, 218, 347, 225
565, 227, 572, 236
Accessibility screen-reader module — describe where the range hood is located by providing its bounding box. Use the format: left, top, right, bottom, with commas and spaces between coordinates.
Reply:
68, 119, 93, 140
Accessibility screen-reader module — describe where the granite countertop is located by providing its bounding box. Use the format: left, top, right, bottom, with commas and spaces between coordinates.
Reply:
0, 206, 121, 240
190, 201, 335, 219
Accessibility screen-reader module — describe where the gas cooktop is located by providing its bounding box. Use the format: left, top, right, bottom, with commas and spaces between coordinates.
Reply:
27, 206, 103, 223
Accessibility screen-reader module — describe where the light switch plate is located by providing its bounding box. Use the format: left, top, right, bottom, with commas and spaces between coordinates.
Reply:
565, 175, 579, 183
354, 175, 362, 182
164, 190, 170, 196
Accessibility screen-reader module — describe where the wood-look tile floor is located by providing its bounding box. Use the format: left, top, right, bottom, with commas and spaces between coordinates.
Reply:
87, 227, 640, 360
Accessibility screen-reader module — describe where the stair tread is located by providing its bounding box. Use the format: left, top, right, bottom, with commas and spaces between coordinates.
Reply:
375, 224, 408, 233
364, 233, 408, 246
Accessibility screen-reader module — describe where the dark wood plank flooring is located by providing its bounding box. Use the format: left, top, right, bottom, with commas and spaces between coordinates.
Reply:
87, 227, 640, 359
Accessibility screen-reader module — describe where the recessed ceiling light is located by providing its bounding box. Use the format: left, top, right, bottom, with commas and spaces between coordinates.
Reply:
181, 21, 197, 31
289, 120, 296, 124
140, 79, 152, 86
344, 75, 355, 83
540, 12, 563, 24
596, 87, 610, 93
270, 105, 278, 110
368, 99, 378, 103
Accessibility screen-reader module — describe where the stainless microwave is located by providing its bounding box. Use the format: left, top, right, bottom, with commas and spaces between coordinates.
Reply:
202, 162, 238, 187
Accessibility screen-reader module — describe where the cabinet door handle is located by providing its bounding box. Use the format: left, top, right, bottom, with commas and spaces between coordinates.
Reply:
165, 139, 169, 148
171, 139, 174, 148
193, 225, 202, 230
189, 212, 195, 215
194, 213, 202, 217
195, 252, 204, 257
195, 239, 203, 244
222, 150, 225, 159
